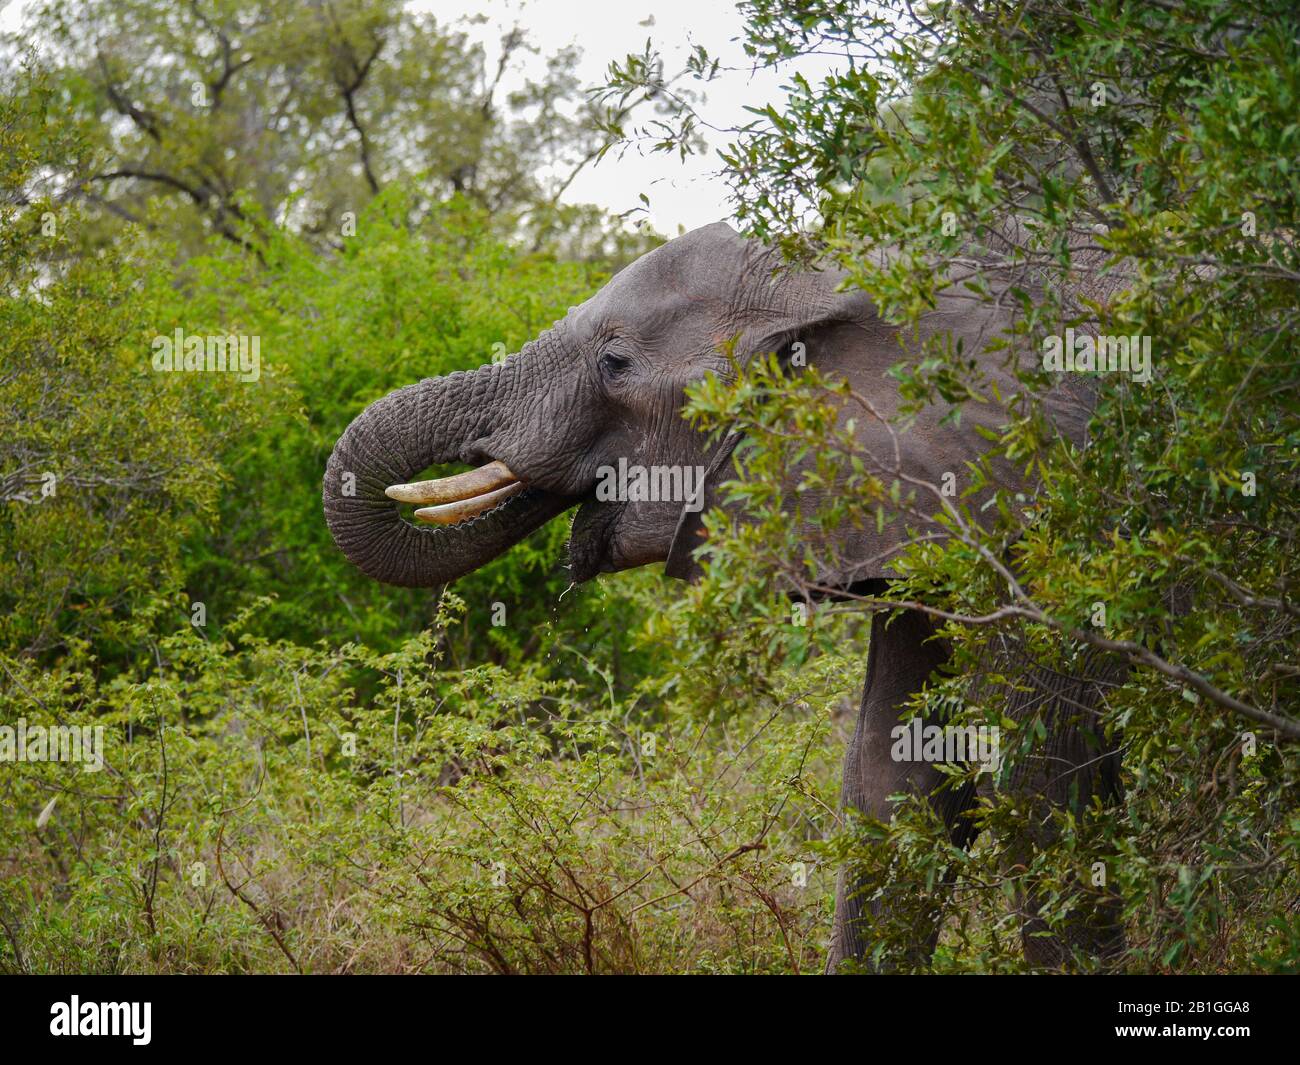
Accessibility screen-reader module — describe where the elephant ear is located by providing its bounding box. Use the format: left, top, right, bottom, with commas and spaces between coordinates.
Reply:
665, 268, 1095, 586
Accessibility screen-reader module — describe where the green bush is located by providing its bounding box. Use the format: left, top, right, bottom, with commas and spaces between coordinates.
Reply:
603, 0, 1300, 971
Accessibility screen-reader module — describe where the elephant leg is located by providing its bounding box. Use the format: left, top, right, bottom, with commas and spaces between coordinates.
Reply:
827, 609, 980, 973
985, 640, 1127, 970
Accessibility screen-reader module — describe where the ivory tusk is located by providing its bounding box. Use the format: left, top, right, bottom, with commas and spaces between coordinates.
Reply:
412, 481, 524, 525
386, 460, 518, 505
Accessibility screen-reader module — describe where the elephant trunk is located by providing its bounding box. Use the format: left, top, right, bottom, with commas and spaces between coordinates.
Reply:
323, 366, 571, 588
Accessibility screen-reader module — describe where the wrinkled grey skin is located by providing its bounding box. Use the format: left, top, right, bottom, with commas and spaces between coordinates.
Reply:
324, 221, 1121, 971
325, 222, 1094, 588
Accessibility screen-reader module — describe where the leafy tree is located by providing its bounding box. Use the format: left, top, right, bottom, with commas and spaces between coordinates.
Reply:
606, 0, 1300, 970
4, 0, 653, 259
1, 65, 268, 660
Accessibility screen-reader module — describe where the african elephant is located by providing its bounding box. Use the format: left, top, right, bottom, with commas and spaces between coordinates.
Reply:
323, 221, 1124, 971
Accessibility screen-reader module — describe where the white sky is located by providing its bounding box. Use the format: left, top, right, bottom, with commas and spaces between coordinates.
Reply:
1, 0, 843, 234
416, 0, 843, 234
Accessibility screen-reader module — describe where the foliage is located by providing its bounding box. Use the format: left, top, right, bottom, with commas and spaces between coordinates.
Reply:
605, 0, 1300, 971
2, 0, 660, 261
1, 29, 846, 974
1, 69, 266, 660
0, 593, 857, 974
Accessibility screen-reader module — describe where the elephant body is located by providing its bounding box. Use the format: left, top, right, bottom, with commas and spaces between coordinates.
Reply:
324, 222, 1126, 970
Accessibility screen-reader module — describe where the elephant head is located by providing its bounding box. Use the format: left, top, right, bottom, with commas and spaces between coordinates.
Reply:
323, 222, 1093, 589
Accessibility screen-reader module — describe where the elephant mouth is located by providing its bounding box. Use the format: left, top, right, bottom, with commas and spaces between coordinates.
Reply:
384, 460, 525, 525
567, 497, 623, 583
381, 457, 620, 584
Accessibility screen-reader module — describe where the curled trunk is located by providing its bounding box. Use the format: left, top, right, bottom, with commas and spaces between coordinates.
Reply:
323, 369, 571, 587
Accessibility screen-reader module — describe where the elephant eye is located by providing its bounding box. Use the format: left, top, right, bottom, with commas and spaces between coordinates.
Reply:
598, 349, 632, 378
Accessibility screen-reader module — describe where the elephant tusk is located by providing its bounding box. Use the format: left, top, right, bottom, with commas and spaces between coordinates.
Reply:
412, 481, 524, 525
386, 460, 519, 505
